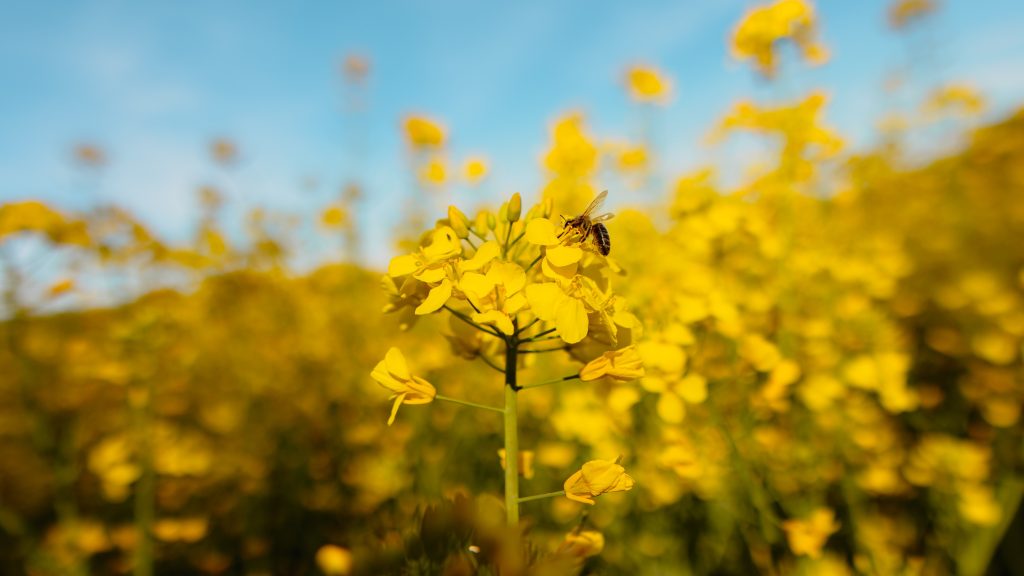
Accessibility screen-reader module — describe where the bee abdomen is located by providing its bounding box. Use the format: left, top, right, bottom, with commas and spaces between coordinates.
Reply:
593, 223, 611, 256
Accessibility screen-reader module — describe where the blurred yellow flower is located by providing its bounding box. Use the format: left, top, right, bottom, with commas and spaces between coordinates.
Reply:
420, 158, 447, 185
557, 529, 605, 558
731, 0, 828, 78
463, 157, 488, 183
320, 205, 348, 229
888, 0, 937, 29
563, 459, 636, 505
617, 144, 649, 171
579, 345, 645, 382
47, 278, 75, 297
315, 544, 354, 575
403, 116, 446, 148
370, 348, 436, 426
782, 507, 839, 558
210, 138, 238, 165
498, 449, 535, 479
624, 66, 671, 103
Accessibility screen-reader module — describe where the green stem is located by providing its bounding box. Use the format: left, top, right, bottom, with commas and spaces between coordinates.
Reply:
502, 223, 513, 258
133, 382, 154, 576
520, 327, 557, 342
520, 374, 580, 390
478, 354, 505, 374
444, 305, 501, 338
436, 394, 504, 414
508, 231, 525, 248
518, 346, 566, 354
516, 317, 540, 336
504, 341, 520, 526
464, 236, 478, 250
525, 253, 543, 272
519, 490, 565, 503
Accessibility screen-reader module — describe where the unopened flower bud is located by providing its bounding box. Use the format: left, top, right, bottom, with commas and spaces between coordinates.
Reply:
508, 193, 522, 222
448, 205, 471, 239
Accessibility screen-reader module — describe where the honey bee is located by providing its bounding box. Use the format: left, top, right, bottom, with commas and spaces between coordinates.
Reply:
560, 190, 614, 255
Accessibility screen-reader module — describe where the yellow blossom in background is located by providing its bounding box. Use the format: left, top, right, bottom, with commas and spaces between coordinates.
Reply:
463, 157, 489, 184
563, 459, 636, 505
888, 0, 938, 29
370, 348, 437, 425
580, 345, 645, 382
210, 138, 238, 165
624, 65, 671, 103
403, 115, 446, 148
320, 205, 348, 229
616, 144, 649, 172
731, 0, 829, 78
342, 53, 370, 82
498, 449, 535, 479
316, 545, 354, 575
73, 143, 107, 167
47, 278, 75, 298
557, 530, 605, 558
419, 158, 447, 186
925, 84, 986, 118
782, 508, 840, 558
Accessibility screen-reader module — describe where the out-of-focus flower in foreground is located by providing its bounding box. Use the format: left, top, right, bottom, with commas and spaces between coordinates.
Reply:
782, 507, 840, 558
563, 459, 636, 505
371, 348, 436, 425
579, 346, 645, 382
315, 544, 354, 575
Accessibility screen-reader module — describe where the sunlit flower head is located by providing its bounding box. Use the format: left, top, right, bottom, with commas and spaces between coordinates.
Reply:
579, 345, 645, 382
563, 458, 636, 505
370, 348, 436, 425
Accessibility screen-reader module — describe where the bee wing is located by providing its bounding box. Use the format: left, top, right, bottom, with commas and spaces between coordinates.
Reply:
580, 190, 608, 217
590, 213, 614, 223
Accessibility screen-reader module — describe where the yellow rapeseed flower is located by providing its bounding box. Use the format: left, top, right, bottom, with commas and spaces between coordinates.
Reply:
315, 544, 354, 575
625, 66, 671, 103
563, 459, 636, 505
403, 116, 446, 148
557, 529, 605, 558
579, 345, 645, 382
371, 348, 436, 426
498, 449, 535, 479
782, 507, 840, 558
463, 157, 488, 183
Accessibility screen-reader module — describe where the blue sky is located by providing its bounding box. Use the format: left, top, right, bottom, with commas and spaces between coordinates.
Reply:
2, 0, 1023, 266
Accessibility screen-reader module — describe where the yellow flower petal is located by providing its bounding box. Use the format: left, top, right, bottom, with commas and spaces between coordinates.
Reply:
556, 298, 589, 344
415, 279, 452, 315
462, 241, 500, 271
546, 245, 583, 267
526, 218, 560, 246
387, 393, 406, 426
473, 310, 515, 335
525, 283, 566, 322
388, 254, 420, 277
414, 266, 447, 283
384, 347, 410, 380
